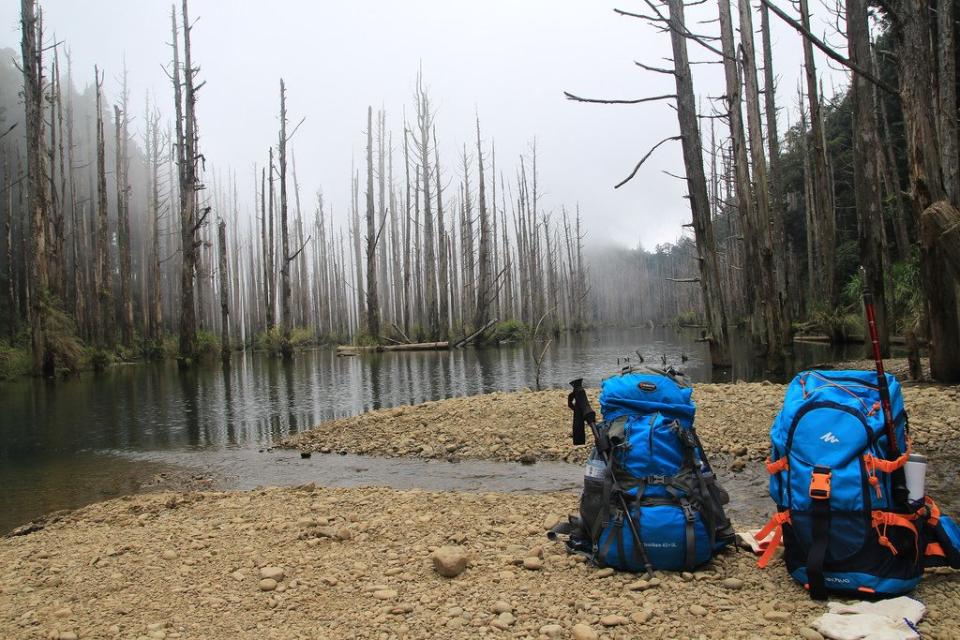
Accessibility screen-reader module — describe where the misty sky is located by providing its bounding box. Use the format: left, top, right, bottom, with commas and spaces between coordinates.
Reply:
0, 1, 846, 249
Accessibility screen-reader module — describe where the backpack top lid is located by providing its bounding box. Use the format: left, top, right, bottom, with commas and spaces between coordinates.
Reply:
773, 369, 906, 447
599, 369, 695, 423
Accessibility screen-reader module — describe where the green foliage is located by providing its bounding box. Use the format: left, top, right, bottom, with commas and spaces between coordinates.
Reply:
353, 332, 379, 347
88, 348, 114, 372
195, 330, 220, 360
255, 326, 317, 353
674, 311, 700, 327
492, 319, 529, 343
43, 298, 86, 375
0, 340, 31, 381
889, 258, 923, 333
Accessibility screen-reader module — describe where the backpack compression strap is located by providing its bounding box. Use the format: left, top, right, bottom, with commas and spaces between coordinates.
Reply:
807, 466, 833, 600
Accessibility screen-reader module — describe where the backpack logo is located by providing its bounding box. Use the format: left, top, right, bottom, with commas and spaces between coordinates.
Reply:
638, 382, 657, 392
819, 432, 840, 444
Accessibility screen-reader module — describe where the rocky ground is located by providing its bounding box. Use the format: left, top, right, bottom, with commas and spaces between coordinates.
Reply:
283, 380, 960, 467
3, 486, 958, 640
5, 373, 960, 639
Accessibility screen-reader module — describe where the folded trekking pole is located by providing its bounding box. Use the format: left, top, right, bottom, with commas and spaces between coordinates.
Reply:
568, 378, 655, 578
861, 267, 910, 508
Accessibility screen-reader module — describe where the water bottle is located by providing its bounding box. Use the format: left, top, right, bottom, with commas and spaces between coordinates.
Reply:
904, 453, 927, 503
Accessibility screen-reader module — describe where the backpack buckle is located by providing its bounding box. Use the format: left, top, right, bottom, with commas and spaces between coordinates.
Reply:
648, 474, 667, 485
681, 502, 697, 522
809, 466, 832, 500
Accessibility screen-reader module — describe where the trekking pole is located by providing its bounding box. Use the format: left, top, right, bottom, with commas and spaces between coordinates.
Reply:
569, 379, 655, 579
860, 267, 910, 507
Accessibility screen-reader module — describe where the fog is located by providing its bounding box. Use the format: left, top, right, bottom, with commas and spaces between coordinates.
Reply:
0, 0, 845, 248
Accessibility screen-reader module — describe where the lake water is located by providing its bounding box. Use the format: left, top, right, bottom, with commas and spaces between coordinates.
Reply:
0, 328, 861, 533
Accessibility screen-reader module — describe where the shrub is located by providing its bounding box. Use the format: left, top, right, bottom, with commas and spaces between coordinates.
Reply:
492, 320, 529, 343
0, 341, 31, 381
195, 330, 220, 360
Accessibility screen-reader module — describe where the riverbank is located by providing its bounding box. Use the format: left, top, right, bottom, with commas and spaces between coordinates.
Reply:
282, 378, 960, 467
2, 486, 957, 640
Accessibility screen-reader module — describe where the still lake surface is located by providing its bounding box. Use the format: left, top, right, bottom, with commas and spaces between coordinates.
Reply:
0, 328, 863, 533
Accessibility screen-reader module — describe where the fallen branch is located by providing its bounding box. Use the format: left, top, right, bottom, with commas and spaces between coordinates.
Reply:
452, 318, 498, 349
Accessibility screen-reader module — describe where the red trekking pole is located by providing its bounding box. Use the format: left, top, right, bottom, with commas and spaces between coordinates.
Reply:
860, 267, 910, 508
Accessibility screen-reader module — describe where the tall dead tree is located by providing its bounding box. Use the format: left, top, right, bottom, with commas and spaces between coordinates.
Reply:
665, 0, 731, 365
847, 0, 889, 356
218, 217, 229, 362
94, 65, 112, 347
434, 133, 449, 336
114, 66, 134, 348
798, 0, 837, 309
20, 0, 51, 373
414, 75, 439, 337
474, 117, 492, 332
738, 0, 786, 362
364, 105, 381, 339
278, 79, 293, 358
172, 0, 203, 363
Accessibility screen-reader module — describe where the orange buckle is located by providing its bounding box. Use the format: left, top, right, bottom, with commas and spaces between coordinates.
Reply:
765, 457, 789, 474
809, 467, 831, 500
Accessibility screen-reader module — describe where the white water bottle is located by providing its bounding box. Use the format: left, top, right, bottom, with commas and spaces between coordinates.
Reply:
904, 453, 927, 502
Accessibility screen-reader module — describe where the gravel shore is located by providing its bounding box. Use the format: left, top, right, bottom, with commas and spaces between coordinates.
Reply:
283, 380, 960, 467
3, 486, 958, 640
5, 375, 959, 639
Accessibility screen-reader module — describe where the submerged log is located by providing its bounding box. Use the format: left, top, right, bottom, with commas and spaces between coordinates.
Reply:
336, 341, 450, 353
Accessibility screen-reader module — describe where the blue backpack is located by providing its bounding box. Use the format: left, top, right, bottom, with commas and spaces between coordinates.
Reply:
555, 368, 734, 571
759, 370, 960, 599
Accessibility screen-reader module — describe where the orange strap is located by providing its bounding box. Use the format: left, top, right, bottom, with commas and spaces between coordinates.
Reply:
765, 457, 788, 474
871, 510, 919, 558
925, 496, 941, 527
925, 542, 946, 558
756, 511, 791, 569
863, 442, 912, 475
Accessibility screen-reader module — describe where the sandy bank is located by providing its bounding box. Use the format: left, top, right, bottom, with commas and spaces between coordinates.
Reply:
2, 486, 958, 640
283, 381, 960, 467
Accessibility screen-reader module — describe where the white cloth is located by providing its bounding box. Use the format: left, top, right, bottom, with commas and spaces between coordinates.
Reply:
813, 596, 925, 640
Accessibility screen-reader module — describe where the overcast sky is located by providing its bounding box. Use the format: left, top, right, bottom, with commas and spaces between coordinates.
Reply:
0, 1, 846, 249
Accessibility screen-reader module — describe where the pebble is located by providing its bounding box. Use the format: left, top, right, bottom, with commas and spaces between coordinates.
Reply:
681, 571, 694, 581
491, 611, 515, 628
690, 604, 708, 616
542, 514, 562, 530
491, 601, 512, 614
799, 628, 824, 640
373, 589, 397, 600
722, 577, 744, 590
631, 610, 653, 624
259, 566, 284, 581
160, 550, 178, 560
522, 557, 543, 570
539, 623, 564, 638
571, 623, 599, 640
600, 614, 628, 626
763, 611, 790, 622
595, 567, 615, 578
53, 607, 72, 618
626, 580, 650, 591
258, 578, 278, 591
432, 546, 469, 578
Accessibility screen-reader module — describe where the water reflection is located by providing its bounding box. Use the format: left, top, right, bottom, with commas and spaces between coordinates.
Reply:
0, 327, 868, 532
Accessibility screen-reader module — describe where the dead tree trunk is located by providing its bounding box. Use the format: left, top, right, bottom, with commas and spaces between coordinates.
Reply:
415, 76, 439, 338
278, 80, 293, 358
218, 217, 230, 363
474, 117, 492, 333
434, 135, 449, 337
364, 105, 381, 340
718, 0, 762, 341
666, 0, 731, 366
799, 0, 837, 310
94, 66, 112, 347
738, 0, 786, 363
21, 0, 51, 373
114, 73, 134, 348
847, 0, 890, 356
173, 0, 201, 364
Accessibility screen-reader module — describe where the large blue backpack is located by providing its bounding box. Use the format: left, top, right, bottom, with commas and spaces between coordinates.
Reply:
556, 368, 734, 571
759, 370, 960, 599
